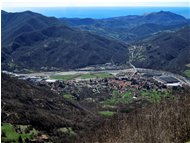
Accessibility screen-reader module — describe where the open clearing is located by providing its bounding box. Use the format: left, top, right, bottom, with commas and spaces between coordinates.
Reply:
50, 72, 113, 80
98, 111, 115, 117
1, 123, 37, 142
184, 70, 190, 77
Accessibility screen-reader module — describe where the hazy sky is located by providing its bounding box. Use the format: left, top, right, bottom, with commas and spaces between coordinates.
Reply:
2, 0, 190, 7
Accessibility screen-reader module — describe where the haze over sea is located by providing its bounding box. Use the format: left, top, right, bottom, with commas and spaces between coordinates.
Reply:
4, 7, 190, 18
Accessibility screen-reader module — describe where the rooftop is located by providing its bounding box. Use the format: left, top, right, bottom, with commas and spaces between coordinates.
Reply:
156, 76, 180, 83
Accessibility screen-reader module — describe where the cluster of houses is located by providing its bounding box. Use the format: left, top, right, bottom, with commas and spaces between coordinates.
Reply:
3, 69, 184, 100
19, 70, 182, 101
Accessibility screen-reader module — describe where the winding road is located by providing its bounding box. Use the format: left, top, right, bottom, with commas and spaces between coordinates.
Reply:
128, 46, 137, 79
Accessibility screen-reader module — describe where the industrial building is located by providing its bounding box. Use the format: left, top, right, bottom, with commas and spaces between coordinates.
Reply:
153, 76, 181, 87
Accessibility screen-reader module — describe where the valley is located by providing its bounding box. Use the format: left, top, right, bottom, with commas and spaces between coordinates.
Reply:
1, 9, 190, 143
1, 10, 190, 75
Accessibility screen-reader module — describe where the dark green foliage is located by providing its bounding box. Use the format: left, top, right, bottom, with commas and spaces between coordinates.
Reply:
1, 10, 129, 71
133, 25, 190, 73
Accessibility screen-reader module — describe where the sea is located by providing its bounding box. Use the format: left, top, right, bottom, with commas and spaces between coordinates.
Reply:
3, 7, 190, 19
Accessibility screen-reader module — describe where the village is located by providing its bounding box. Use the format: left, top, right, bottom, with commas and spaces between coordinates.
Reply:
3, 67, 189, 105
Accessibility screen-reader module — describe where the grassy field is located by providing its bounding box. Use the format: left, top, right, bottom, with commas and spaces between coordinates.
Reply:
98, 111, 115, 117
1, 123, 37, 142
184, 69, 190, 77
101, 91, 133, 105
101, 90, 171, 106
63, 93, 73, 100
140, 90, 171, 103
80, 72, 113, 79
50, 72, 113, 80
50, 74, 79, 80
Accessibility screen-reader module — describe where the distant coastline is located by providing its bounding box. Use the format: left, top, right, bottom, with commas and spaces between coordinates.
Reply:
3, 7, 190, 18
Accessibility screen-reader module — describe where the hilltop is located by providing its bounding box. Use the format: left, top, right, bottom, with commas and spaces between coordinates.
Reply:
132, 25, 190, 74
1, 10, 129, 71
61, 11, 189, 42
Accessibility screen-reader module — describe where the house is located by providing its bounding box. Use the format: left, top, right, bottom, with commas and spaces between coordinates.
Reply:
45, 79, 57, 83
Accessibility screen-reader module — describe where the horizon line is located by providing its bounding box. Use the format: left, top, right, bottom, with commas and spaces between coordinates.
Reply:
2, 2, 190, 8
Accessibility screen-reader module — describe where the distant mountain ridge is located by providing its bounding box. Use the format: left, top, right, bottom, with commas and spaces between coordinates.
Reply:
61, 11, 189, 42
132, 25, 190, 73
1, 10, 129, 71
2, 10, 190, 74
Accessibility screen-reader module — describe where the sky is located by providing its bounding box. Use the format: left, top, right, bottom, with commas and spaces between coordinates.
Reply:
2, 0, 190, 7
1, 0, 190, 18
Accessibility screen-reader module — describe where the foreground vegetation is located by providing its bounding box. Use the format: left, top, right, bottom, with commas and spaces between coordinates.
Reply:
83, 91, 190, 143
1, 123, 37, 143
2, 73, 190, 143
